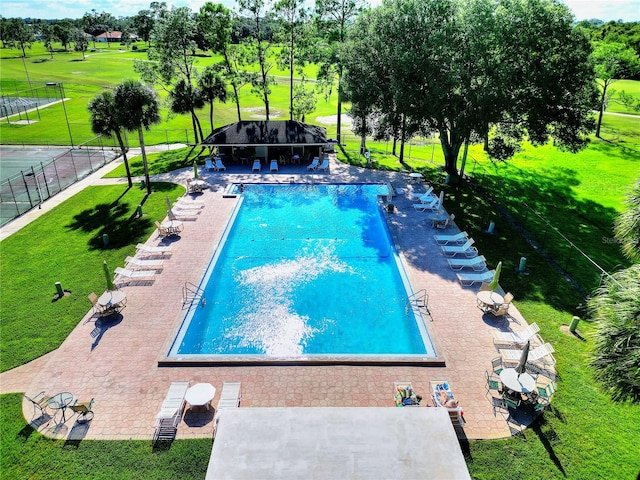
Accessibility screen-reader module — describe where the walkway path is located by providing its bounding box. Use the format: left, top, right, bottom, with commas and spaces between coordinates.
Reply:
2, 151, 536, 441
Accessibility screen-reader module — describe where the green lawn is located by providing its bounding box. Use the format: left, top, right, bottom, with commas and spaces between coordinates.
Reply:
606, 79, 640, 114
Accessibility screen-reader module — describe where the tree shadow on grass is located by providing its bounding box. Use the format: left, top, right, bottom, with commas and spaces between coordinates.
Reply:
530, 411, 567, 477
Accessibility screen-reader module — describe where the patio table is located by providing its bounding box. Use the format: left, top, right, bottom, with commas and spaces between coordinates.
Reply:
500, 368, 536, 394
185, 383, 216, 411
97, 289, 127, 315
476, 291, 504, 312
48, 392, 74, 424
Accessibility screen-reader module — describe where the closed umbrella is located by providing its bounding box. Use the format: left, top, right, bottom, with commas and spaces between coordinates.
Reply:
165, 196, 172, 211
516, 340, 530, 375
193, 161, 199, 179
103, 260, 116, 291
437, 190, 445, 212
488, 261, 502, 291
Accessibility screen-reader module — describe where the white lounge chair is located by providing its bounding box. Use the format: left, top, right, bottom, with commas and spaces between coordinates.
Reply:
434, 231, 468, 245
213, 381, 242, 438
441, 238, 477, 257
447, 255, 487, 271
125, 256, 164, 270
136, 243, 172, 257
215, 158, 226, 171
114, 267, 156, 285
409, 185, 433, 200
414, 195, 440, 211
492, 322, 541, 347
252, 159, 261, 171
307, 157, 319, 170
205, 158, 215, 171
318, 158, 329, 171
153, 381, 189, 442
456, 269, 495, 286
270, 159, 278, 171
500, 343, 556, 366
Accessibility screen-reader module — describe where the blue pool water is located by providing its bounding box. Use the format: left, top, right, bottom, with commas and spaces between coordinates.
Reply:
168, 184, 434, 359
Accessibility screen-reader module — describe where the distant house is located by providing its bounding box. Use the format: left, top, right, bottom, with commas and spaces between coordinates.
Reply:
95, 31, 139, 43
200, 121, 328, 162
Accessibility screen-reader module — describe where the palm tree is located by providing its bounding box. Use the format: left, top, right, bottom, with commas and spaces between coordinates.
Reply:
614, 179, 640, 262
198, 65, 227, 135
113, 80, 161, 196
87, 91, 133, 188
169, 78, 205, 144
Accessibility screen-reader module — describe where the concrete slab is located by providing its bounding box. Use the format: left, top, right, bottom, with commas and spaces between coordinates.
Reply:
206, 407, 471, 480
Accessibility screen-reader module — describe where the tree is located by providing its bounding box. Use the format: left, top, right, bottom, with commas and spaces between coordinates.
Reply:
239, 0, 277, 120
292, 78, 316, 122
168, 78, 205, 143
113, 80, 161, 196
73, 29, 89, 60
53, 20, 74, 51
342, 0, 598, 177
274, 0, 308, 120
592, 42, 640, 137
132, 9, 155, 46
87, 91, 134, 188
197, 65, 227, 134
614, 179, 640, 263
587, 264, 640, 403
4, 18, 35, 57
315, 0, 366, 143
40, 22, 55, 59
198, 2, 248, 122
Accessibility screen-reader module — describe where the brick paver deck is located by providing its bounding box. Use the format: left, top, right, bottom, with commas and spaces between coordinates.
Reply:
4, 155, 536, 441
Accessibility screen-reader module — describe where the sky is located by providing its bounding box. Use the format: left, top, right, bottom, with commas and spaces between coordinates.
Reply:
0, 0, 638, 23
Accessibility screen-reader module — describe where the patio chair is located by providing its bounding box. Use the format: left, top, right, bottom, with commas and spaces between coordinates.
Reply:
70, 398, 94, 423
488, 292, 514, 317
441, 238, 477, 257
252, 159, 262, 171
318, 158, 330, 171
215, 158, 226, 171
270, 159, 279, 171
87, 292, 106, 316
136, 243, 172, 257
485, 370, 503, 393
205, 158, 215, 171
413, 195, 440, 212
447, 255, 487, 271
393, 381, 421, 407
502, 393, 521, 409
155, 221, 172, 238
114, 267, 156, 286
499, 342, 556, 366
125, 256, 164, 270
492, 322, 540, 347
491, 356, 504, 375
154, 381, 189, 442
456, 269, 495, 286
432, 213, 454, 229
434, 231, 468, 245
409, 185, 433, 200
307, 157, 320, 170
213, 381, 242, 438
23, 391, 51, 419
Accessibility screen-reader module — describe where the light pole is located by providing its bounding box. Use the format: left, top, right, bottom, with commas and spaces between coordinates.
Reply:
47, 82, 73, 147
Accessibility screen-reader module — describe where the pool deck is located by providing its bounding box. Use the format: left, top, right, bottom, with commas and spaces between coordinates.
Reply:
2, 153, 537, 441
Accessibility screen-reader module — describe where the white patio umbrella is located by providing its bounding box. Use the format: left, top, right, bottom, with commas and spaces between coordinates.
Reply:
437, 190, 445, 212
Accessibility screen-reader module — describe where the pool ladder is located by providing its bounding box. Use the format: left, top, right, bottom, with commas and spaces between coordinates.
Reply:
407, 289, 432, 320
182, 282, 205, 310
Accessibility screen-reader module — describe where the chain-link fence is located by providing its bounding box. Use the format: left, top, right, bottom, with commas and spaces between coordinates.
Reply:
0, 83, 64, 121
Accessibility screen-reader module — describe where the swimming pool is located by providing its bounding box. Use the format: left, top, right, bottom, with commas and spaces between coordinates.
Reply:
166, 184, 437, 363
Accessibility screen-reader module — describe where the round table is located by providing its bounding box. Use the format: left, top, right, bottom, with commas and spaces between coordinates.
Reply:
500, 368, 536, 394
162, 220, 183, 230
48, 392, 74, 424
185, 383, 216, 411
409, 173, 423, 182
476, 290, 504, 310
97, 289, 127, 308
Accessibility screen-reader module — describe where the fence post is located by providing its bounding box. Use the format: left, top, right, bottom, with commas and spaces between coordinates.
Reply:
6, 178, 21, 217
21, 171, 34, 208
69, 149, 79, 181
51, 156, 62, 192
40, 162, 51, 197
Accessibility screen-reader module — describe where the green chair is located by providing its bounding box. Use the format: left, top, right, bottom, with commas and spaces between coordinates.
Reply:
70, 398, 94, 423
502, 394, 521, 409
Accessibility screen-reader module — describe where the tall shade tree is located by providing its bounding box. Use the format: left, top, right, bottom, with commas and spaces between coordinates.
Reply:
239, 0, 277, 120
592, 42, 640, 137
113, 80, 161, 196
132, 9, 155, 46
198, 65, 228, 134
342, 0, 598, 176
53, 20, 75, 51
169, 78, 206, 143
198, 2, 247, 122
87, 91, 133, 188
614, 179, 640, 263
315, 0, 366, 142
73, 28, 89, 60
4, 17, 35, 57
135, 6, 205, 143
587, 264, 640, 403
274, 0, 308, 120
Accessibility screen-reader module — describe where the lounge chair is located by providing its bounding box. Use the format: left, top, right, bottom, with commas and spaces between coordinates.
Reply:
270, 159, 278, 171
393, 381, 421, 406
447, 255, 487, 271
136, 243, 172, 257
434, 231, 468, 245
499, 342, 556, 366
114, 267, 156, 285
215, 158, 226, 171
69, 398, 94, 423
456, 269, 495, 286
252, 159, 261, 171
205, 158, 215, 171
154, 381, 189, 442
23, 391, 51, 419
441, 238, 477, 257
492, 322, 540, 347
409, 185, 433, 200
307, 157, 319, 170
318, 158, 329, 171
125, 256, 164, 270
213, 381, 242, 438
413, 195, 440, 211
432, 213, 454, 229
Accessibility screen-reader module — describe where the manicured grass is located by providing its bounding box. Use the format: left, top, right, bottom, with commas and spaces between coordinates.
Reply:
103, 147, 203, 178
0, 393, 212, 480
605, 79, 640, 114
0, 183, 185, 372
